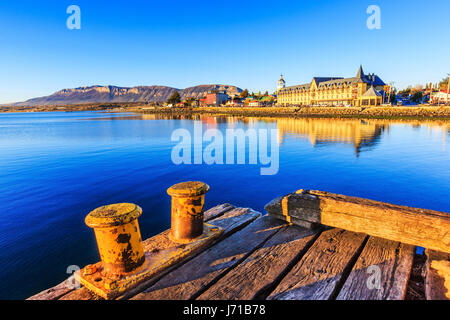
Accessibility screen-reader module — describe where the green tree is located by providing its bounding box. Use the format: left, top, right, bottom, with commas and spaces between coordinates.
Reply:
167, 91, 181, 104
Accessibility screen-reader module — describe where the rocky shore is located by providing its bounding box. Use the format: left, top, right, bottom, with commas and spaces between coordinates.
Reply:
134, 106, 450, 120
2, 104, 450, 120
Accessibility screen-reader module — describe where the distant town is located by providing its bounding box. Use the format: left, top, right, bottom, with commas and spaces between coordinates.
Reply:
162, 66, 449, 109
1, 66, 449, 114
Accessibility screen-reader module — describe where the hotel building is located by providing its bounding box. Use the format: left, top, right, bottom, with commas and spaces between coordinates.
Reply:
277, 66, 389, 107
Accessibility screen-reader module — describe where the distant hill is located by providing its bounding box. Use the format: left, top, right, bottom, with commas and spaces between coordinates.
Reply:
11, 84, 243, 106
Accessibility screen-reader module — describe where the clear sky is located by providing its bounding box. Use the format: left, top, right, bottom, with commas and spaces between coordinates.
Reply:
0, 0, 449, 103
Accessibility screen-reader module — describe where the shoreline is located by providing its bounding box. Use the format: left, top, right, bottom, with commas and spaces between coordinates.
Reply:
132, 106, 450, 121
1, 105, 450, 121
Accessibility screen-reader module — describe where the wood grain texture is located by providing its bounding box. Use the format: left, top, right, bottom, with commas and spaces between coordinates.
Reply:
336, 237, 414, 300
197, 224, 320, 300
425, 249, 450, 300
204, 203, 234, 221
267, 212, 321, 230
267, 229, 367, 300
26, 276, 79, 300
58, 287, 100, 300
131, 215, 287, 300
54, 205, 257, 300
265, 190, 450, 253
142, 207, 258, 253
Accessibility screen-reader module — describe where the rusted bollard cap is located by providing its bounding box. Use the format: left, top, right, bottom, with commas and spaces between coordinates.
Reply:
167, 181, 210, 197
85, 203, 143, 228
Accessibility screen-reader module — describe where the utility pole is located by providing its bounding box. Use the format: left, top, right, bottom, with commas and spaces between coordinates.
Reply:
388, 81, 395, 105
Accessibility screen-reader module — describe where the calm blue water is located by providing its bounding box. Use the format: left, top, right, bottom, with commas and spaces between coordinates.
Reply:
0, 111, 449, 299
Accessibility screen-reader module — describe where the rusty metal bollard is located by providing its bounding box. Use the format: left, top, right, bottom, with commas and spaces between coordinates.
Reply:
85, 203, 145, 276
167, 181, 210, 243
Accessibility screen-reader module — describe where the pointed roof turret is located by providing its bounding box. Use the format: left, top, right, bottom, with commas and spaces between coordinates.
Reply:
361, 85, 382, 97
356, 65, 365, 79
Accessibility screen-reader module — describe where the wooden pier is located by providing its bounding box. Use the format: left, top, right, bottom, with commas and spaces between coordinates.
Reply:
29, 188, 450, 301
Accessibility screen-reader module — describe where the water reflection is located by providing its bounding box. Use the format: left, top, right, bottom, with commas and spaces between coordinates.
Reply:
96, 113, 449, 156
274, 118, 385, 156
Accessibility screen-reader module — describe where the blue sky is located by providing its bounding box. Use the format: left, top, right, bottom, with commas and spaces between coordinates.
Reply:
0, 0, 449, 103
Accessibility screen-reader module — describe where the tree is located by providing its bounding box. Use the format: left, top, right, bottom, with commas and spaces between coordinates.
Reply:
185, 97, 198, 106
411, 91, 423, 103
439, 77, 449, 91
387, 88, 397, 104
398, 87, 411, 97
167, 91, 181, 104
266, 95, 275, 102
239, 89, 249, 99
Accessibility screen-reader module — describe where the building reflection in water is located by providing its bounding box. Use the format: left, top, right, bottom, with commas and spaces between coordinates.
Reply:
116, 113, 450, 155
274, 118, 386, 156
140, 115, 386, 156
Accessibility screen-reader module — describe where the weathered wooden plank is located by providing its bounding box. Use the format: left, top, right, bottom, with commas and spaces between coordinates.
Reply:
141, 206, 249, 253
267, 212, 321, 230
59, 286, 100, 300
336, 237, 414, 300
26, 276, 79, 300
197, 224, 320, 300
204, 203, 234, 221
57, 205, 259, 300
131, 214, 287, 300
267, 229, 367, 300
425, 249, 450, 300
265, 190, 450, 253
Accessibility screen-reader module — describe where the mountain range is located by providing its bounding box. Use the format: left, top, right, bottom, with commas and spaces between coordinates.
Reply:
10, 84, 243, 106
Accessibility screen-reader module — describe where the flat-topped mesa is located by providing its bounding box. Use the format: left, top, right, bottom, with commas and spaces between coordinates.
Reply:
13, 84, 243, 106
265, 189, 450, 253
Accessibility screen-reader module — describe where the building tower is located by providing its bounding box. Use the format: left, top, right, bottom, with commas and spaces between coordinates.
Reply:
356, 65, 364, 79
277, 74, 286, 91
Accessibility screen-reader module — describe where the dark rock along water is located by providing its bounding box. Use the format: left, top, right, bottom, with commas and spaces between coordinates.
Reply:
0, 111, 449, 299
